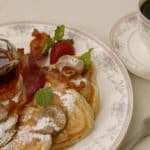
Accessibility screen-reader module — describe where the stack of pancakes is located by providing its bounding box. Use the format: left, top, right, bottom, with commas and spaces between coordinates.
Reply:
45, 64, 100, 150
1, 64, 100, 150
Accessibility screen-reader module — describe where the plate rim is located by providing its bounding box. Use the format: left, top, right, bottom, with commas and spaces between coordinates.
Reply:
0, 21, 133, 150
109, 11, 150, 80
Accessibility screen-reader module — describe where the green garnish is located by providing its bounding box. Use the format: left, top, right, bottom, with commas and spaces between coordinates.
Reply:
42, 38, 54, 54
34, 87, 53, 107
42, 25, 65, 54
80, 48, 93, 70
54, 25, 65, 41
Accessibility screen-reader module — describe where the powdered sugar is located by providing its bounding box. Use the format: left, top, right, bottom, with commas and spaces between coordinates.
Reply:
71, 78, 87, 86
0, 115, 18, 138
53, 90, 62, 97
17, 126, 51, 144
60, 90, 77, 112
1, 126, 52, 150
32, 117, 60, 131
21, 108, 34, 122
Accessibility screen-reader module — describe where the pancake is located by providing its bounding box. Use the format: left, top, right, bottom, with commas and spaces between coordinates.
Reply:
50, 89, 94, 150
82, 64, 100, 117
1, 106, 52, 150
47, 64, 100, 118
68, 76, 99, 118
1, 62, 99, 150
1, 126, 52, 150
44, 65, 99, 149
90, 83, 99, 117
77, 63, 100, 117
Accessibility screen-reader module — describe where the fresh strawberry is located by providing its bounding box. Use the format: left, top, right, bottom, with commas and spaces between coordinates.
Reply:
50, 40, 75, 64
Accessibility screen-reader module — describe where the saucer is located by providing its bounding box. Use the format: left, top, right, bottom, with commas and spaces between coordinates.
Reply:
110, 12, 150, 80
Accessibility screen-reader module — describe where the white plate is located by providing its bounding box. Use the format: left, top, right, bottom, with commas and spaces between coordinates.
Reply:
110, 12, 150, 80
0, 22, 133, 150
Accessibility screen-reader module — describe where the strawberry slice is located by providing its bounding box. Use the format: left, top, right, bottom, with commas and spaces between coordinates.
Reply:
50, 40, 75, 64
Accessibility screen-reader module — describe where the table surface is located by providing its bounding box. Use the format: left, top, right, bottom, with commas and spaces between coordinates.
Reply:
0, 0, 149, 149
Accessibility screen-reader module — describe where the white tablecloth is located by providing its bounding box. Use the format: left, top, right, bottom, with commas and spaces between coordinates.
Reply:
0, 0, 150, 149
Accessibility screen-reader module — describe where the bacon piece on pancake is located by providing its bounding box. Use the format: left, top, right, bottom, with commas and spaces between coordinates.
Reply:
15, 49, 46, 111
45, 69, 69, 92
22, 55, 46, 101
30, 29, 50, 58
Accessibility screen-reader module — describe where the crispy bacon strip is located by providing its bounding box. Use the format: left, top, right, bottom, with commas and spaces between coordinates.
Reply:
22, 55, 45, 101
30, 29, 50, 58
15, 48, 46, 112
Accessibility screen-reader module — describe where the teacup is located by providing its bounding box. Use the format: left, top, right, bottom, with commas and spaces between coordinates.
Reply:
138, 0, 150, 48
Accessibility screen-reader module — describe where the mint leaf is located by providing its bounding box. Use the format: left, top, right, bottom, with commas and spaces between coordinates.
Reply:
80, 48, 93, 70
42, 38, 54, 55
34, 87, 53, 107
54, 25, 65, 41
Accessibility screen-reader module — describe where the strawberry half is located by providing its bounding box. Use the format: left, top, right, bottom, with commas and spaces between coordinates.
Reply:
50, 40, 75, 64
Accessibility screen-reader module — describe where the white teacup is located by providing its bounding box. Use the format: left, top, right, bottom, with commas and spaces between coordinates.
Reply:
138, 0, 150, 48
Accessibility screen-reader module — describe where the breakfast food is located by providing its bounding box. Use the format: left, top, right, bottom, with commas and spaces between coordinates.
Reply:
0, 25, 100, 150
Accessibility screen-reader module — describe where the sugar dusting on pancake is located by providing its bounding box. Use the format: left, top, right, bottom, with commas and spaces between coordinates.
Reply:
0, 115, 17, 138
53, 89, 77, 113
53, 91, 62, 97
60, 89, 77, 112
32, 117, 60, 131
1, 125, 52, 150
16, 126, 51, 144
71, 78, 87, 86
0, 114, 18, 148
